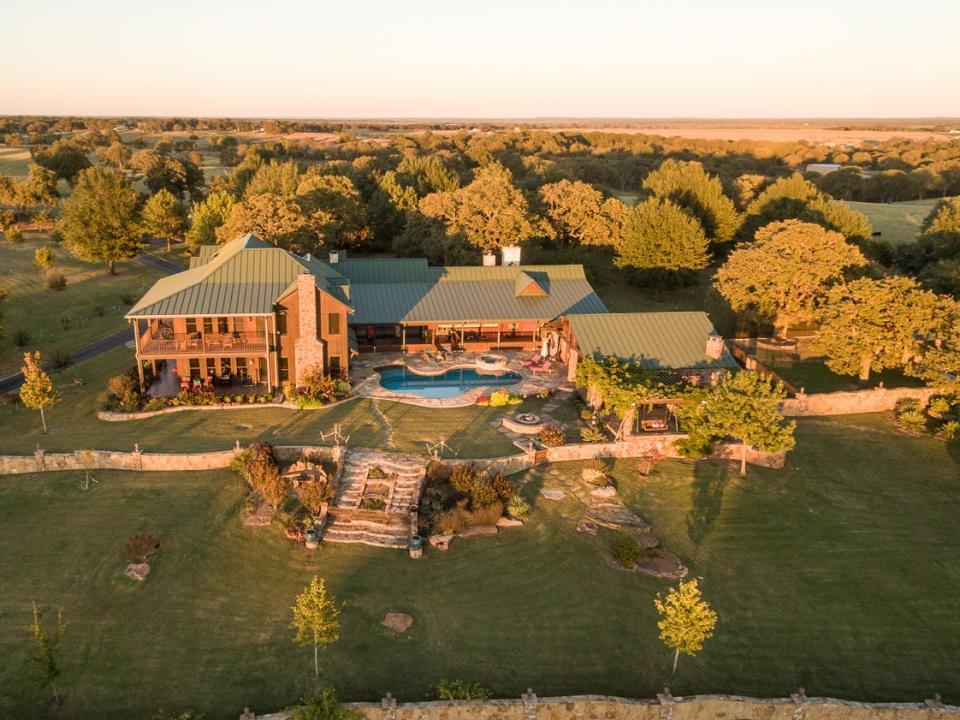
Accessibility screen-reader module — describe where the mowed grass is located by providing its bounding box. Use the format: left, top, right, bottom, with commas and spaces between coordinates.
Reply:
0, 234, 167, 377
0, 345, 543, 458
846, 199, 941, 245
0, 414, 958, 720
0, 145, 33, 176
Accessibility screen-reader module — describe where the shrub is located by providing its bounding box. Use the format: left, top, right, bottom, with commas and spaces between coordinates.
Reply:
579, 425, 605, 443
537, 387, 552, 399
538, 424, 565, 447
425, 459, 449, 483
894, 397, 922, 415
434, 504, 469, 535
126, 532, 160, 562
34, 246, 54, 269
435, 679, 492, 701
488, 388, 511, 407
299, 478, 333, 517
582, 458, 611, 486
230, 442, 286, 509
290, 687, 365, 720
93, 304, 106, 317
49, 350, 72, 369
12, 329, 30, 347
928, 396, 953, 417
5, 228, 24, 244
941, 420, 960, 441
107, 374, 141, 410
143, 397, 169, 412
507, 391, 524, 404
611, 533, 642, 568
674, 433, 712, 459
359, 496, 386, 510
896, 410, 927, 433
507, 494, 531, 519
119, 292, 137, 305
580, 408, 594, 421
466, 501, 503, 526
449, 463, 478, 495
475, 395, 490, 406
47, 273, 67, 290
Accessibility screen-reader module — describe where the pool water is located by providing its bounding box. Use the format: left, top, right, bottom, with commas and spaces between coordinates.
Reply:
378, 365, 522, 399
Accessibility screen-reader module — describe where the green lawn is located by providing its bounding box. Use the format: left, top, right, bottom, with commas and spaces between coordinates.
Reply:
0, 345, 560, 458
0, 145, 33, 176
0, 414, 957, 720
846, 199, 941, 245
0, 234, 167, 377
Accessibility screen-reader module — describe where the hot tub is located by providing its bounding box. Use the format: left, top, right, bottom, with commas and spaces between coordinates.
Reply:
476, 354, 508, 372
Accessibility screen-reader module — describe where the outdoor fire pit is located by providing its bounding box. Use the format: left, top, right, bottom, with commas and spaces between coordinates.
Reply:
502, 412, 545, 435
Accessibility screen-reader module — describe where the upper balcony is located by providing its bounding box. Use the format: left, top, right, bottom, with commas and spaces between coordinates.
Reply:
139, 331, 268, 357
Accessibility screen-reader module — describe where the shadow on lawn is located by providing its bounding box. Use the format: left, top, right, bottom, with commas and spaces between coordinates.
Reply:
686, 460, 731, 549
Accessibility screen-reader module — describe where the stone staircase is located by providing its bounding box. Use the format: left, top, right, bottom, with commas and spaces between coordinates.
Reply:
323, 449, 427, 549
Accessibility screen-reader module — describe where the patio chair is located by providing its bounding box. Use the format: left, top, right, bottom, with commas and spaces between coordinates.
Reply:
530, 360, 553, 374
520, 352, 543, 367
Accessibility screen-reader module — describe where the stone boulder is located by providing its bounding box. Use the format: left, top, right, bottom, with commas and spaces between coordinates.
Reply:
496, 516, 523, 528
540, 488, 566, 501
458, 524, 498, 537
381, 612, 414, 633
124, 562, 151, 582
429, 534, 452, 551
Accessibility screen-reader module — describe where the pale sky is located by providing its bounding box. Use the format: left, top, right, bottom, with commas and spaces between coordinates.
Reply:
3, 0, 959, 118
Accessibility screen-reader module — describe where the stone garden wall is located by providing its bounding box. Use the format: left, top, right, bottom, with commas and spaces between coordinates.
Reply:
781, 387, 941, 417
0, 444, 345, 476
254, 692, 956, 720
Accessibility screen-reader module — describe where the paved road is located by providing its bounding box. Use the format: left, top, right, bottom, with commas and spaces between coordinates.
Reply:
0, 252, 180, 394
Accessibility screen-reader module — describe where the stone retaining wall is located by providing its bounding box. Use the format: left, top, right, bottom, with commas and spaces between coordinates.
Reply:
96, 394, 360, 422
781, 387, 941, 417
0, 444, 346, 476
253, 692, 956, 720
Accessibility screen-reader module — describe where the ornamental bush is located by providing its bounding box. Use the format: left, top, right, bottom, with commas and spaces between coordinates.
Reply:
435, 679, 492, 701
507, 494, 531, 519
611, 533, 642, 568
896, 410, 928, 433
538, 424, 565, 447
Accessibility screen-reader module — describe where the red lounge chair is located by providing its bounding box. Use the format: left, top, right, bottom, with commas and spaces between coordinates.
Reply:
520, 353, 543, 367
530, 360, 553, 374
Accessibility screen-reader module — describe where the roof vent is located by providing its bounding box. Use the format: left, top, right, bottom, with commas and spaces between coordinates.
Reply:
329, 250, 342, 264
304, 253, 312, 262
502, 246, 521, 266
482, 253, 497, 267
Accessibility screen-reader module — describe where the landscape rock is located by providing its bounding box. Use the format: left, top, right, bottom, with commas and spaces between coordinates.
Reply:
576, 520, 599, 535
381, 612, 414, 633
124, 562, 151, 582
496, 516, 524, 528
243, 502, 273, 527
428, 534, 452, 551
458, 524, 498, 537
590, 486, 618, 499
540, 488, 566, 501
636, 550, 688, 579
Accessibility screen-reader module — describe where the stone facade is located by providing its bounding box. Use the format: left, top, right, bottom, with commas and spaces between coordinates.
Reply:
254, 693, 956, 720
294, 272, 327, 384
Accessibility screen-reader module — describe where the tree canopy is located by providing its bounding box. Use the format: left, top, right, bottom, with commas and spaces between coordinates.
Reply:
538, 179, 624, 247
714, 220, 867, 337
643, 159, 741, 241
614, 197, 710, 285
654, 578, 718, 676
31, 139, 91, 184
58, 166, 141, 273
141, 189, 187, 250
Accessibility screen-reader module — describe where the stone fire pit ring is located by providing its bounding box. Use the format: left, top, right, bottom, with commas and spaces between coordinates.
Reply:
502, 412, 546, 435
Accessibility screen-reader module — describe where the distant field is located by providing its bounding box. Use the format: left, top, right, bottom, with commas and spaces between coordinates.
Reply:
0, 146, 32, 176
847, 199, 941, 245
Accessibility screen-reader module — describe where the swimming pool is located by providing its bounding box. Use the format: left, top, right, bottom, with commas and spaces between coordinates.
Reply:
377, 365, 522, 399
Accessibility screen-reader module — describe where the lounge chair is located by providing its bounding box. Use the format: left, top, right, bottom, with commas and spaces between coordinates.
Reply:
530, 360, 553, 374
520, 353, 543, 367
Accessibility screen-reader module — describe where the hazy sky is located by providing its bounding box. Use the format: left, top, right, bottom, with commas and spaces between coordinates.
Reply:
4, 0, 959, 118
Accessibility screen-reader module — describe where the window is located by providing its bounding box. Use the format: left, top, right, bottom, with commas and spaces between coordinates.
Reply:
185, 318, 198, 334
235, 357, 248, 379
278, 358, 289, 383
217, 317, 229, 334
276, 312, 287, 335
203, 318, 214, 334
328, 313, 341, 335
205, 358, 216, 377
188, 358, 201, 379
220, 358, 232, 375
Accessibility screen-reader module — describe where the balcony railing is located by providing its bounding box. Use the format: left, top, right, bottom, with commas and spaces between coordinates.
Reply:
139, 331, 267, 356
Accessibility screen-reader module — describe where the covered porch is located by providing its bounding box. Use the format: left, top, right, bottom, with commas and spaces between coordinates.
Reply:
142, 356, 274, 396
351, 320, 544, 354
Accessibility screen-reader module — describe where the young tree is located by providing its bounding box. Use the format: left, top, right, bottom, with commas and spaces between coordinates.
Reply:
714, 220, 867, 338
141, 189, 187, 251
58, 167, 141, 274
654, 579, 717, 677
698, 371, 795, 475
643, 159, 741, 241
186, 190, 235, 250
291, 576, 342, 680
615, 197, 710, 285
20, 352, 60, 433
25, 602, 65, 702
814, 276, 944, 382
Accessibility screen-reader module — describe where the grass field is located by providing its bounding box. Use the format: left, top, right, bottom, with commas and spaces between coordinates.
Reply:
0, 414, 957, 720
0, 145, 33, 176
846, 199, 941, 245
0, 345, 538, 457
0, 234, 167, 377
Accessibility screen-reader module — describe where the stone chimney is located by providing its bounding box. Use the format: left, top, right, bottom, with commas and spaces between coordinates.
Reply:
705, 331, 724, 360
294, 272, 325, 384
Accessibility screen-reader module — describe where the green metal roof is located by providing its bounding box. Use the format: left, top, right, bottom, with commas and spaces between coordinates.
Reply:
126, 234, 350, 317
339, 264, 606, 324
566, 312, 738, 370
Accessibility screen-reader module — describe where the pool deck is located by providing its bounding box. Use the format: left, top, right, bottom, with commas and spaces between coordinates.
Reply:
350, 350, 573, 407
